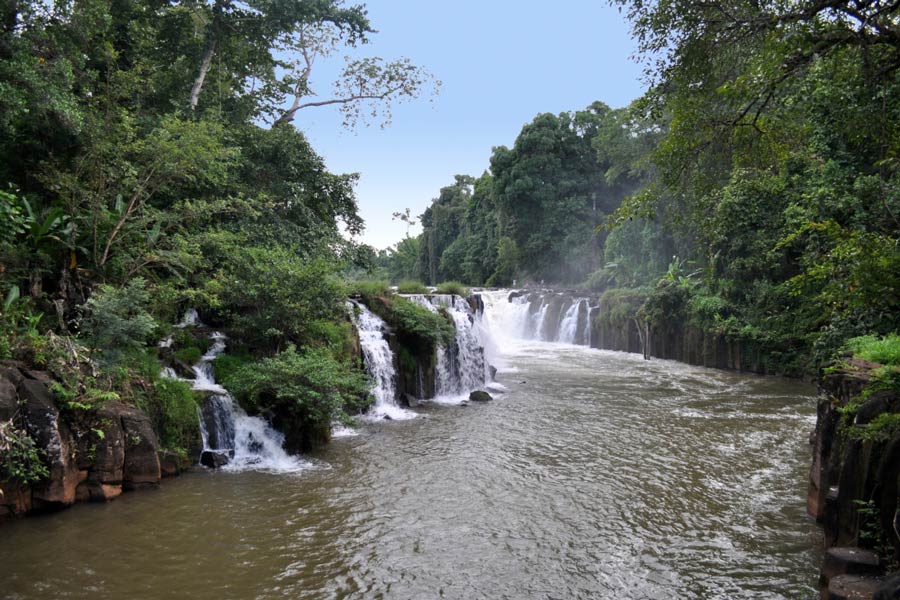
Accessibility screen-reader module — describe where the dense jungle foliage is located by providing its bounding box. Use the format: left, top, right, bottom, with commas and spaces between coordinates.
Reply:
379, 0, 900, 374
3, 0, 900, 467
0, 0, 440, 456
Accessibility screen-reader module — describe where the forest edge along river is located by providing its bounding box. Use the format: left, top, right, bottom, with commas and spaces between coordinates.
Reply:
1, 290, 822, 599
4, 1, 900, 597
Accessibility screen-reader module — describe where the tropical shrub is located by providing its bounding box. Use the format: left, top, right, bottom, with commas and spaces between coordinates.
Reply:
0, 420, 48, 485
435, 281, 469, 296
382, 297, 455, 347
348, 279, 393, 300
226, 345, 371, 438
79, 279, 157, 363
845, 335, 900, 366
138, 378, 201, 456
396, 280, 429, 294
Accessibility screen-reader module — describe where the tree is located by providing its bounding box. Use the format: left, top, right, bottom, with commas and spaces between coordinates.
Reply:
272, 23, 439, 128
79, 278, 157, 363
392, 208, 417, 236
489, 103, 635, 282
377, 236, 421, 282
185, 0, 372, 113
417, 175, 473, 283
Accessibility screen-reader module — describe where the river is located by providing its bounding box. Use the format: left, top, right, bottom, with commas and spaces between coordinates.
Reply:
2, 297, 821, 599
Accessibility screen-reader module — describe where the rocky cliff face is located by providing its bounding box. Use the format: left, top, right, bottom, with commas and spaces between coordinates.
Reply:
0, 362, 164, 519
591, 315, 791, 375
808, 360, 900, 598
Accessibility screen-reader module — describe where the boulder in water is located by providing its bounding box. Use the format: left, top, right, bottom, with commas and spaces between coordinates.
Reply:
469, 390, 493, 402
403, 393, 423, 408
489, 364, 498, 381
158, 450, 187, 478
201, 450, 232, 469
821, 547, 881, 584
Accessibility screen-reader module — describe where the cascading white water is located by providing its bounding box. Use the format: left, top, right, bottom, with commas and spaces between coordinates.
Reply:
348, 301, 416, 420
531, 299, 550, 340
481, 291, 592, 347
499, 294, 535, 340
445, 296, 486, 394
177, 308, 202, 328
192, 332, 228, 394
557, 299, 585, 344
168, 312, 307, 472
405, 294, 487, 399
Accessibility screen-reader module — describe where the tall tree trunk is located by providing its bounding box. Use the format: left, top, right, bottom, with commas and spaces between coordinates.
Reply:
189, 1, 226, 111
190, 37, 216, 111
29, 271, 41, 299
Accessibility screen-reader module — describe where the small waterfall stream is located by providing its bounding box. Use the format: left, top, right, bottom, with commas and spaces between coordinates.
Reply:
163, 310, 307, 472
191, 330, 306, 472
348, 301, 417, 420
557, 300, 582, 344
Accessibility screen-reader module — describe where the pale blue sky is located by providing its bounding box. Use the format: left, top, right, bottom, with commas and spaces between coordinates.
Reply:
294, 1, 645, 250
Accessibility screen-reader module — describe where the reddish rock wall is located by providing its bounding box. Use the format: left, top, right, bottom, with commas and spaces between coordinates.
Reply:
0, 363, 164, 519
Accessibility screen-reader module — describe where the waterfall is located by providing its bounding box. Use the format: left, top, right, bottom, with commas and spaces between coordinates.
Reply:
348, 301, 416, 420
447, 296, 487, 394
170, 313, 307, 472
501, 294, 534, 339
404, 294, 487, 399
482, 291, 594, 347
530, 298, 549, 339
557, 300, 582, 344
177, 308, 202, 328
198, 394, 235, 453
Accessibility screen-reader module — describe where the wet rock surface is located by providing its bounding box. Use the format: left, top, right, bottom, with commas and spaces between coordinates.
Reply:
20, 378, 82, 509
469, 390, 493, 402
874, 573, 900, 599
200, 450, 232, 469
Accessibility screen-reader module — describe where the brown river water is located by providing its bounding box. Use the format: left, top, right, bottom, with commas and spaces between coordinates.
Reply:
2, 341, 822, 599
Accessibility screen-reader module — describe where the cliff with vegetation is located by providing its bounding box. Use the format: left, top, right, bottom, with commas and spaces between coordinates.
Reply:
806, 337, 900, 598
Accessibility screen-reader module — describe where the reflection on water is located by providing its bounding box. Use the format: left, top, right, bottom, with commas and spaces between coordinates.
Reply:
1, 343, 821, 599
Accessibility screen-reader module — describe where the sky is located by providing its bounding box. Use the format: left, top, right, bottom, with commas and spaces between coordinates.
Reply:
294, 1, 646, 250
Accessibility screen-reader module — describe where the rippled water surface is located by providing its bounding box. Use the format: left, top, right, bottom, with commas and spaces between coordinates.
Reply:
2, 343, 822, 599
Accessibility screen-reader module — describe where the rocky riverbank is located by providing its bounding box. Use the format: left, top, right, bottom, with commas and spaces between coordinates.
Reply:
0, 361, 173, 519
808, 359, 900, 599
